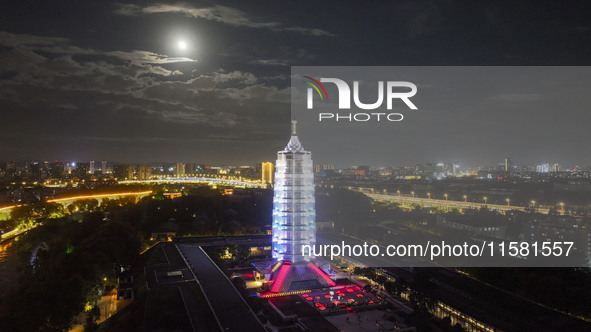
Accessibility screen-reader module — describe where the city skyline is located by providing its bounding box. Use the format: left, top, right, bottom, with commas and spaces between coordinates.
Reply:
1, 157, 589, 172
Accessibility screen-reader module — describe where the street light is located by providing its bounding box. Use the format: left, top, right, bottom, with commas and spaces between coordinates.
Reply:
411, 191, 415, 198
444, 193, 448, 200
397, 190, 400, 197
463, 195, 467, 203
483, 197, 488, 205
559, 202, 564, 212
506, 198, 510, 206
427, 192, 431, 199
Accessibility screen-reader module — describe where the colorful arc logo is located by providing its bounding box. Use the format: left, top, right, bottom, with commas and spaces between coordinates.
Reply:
304, 76, 328, 100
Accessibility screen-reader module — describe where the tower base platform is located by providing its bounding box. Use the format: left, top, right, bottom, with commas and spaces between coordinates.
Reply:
269, 261, 336, 293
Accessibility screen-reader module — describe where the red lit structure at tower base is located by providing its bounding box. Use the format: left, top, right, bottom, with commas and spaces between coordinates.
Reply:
269, 261, 336, 293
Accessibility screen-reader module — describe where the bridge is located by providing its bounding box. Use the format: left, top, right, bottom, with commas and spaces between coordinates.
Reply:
0, 177, 266, 222
46, 190, 153, 206
0, 191, 153, 241
118, 177, 266, 188
361, 192, 550, 214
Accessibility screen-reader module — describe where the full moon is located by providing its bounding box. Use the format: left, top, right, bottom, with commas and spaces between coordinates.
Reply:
177, 40, 187, 50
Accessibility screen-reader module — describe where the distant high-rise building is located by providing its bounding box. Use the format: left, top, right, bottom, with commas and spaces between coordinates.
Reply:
435, 163, 446, 179
113, 165, 134, 180
137, 165, 152, 180
504, 158, 513, 172
30, 162, 43, 182
50, 161, 65, 178
0, 161, 15, 171
185, 163, 197, 175
89, 161, 95, 175
101, 161, 108, 175
313, 164, 335, 173
0, 161, 16, 179
536, 163, 549, 173
261, 162, 274, 184
419, 163, 438, 179
452, 163, 460, 177
175, 163, 185, 177
66, 162, 75, 174
552, 163, 560, 172
74, 162, 90, 178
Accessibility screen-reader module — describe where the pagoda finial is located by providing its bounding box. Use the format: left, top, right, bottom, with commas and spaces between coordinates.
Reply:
291, 120, 297, 135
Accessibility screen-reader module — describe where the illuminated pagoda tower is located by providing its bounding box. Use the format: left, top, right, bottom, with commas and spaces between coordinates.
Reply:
269, 120, 335, 293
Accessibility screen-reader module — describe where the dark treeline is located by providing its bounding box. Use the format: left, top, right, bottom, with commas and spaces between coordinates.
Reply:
0, 213, 141, 331
461, 267, 591, 318
0, 185, 273, 331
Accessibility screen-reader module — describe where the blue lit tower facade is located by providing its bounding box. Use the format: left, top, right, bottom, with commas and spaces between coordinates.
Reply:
268, 121, 335, 293
272, 120, 316, 264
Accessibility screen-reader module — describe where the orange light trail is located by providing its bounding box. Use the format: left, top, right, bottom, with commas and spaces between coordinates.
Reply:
0, 205, 16, 212
0, 191, 152, 212
46, 191, 152, 203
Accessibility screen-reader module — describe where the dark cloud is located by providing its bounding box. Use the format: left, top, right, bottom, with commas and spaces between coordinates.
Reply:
115, 3, 335, 37
0, 0, 590, 166
0, 29, 291, 162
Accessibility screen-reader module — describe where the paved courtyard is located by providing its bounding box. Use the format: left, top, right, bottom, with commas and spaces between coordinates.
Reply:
325, 309, 406, 332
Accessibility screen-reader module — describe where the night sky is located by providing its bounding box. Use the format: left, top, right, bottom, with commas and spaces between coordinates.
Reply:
1, 1, 590, 167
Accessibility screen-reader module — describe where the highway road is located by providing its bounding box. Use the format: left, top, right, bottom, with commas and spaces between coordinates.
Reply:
364, 192, 550, 214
